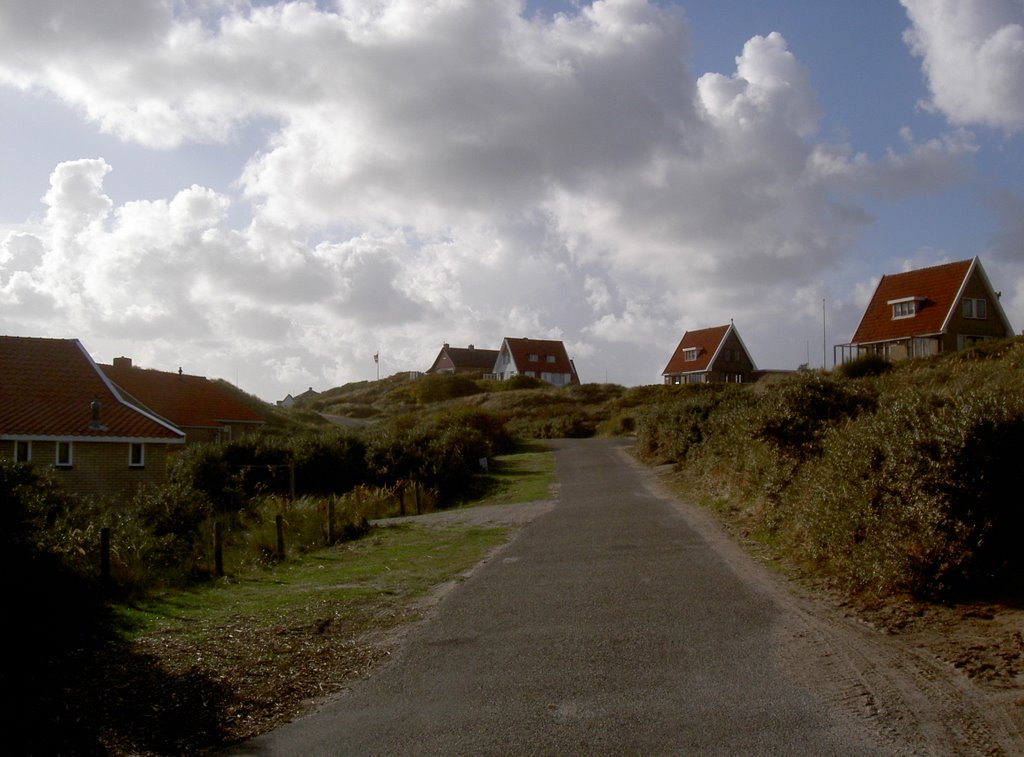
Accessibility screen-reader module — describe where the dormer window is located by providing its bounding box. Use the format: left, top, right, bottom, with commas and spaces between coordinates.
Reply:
888, 296, 922, 320
528, 353, 539, 362
963, 297, 987, 319
546, 355, 556, 363
683, 347, 698, 361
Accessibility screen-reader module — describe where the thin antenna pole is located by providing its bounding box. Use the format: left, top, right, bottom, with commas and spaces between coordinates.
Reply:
822, 298, 827, 369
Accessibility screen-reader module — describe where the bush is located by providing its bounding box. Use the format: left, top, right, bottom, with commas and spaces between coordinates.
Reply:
837, 353, 893, 379
802, 386, 1024, 597
754, 374, 876, 460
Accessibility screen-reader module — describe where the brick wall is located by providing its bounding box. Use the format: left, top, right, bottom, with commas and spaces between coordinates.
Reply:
1, 439, 178, 503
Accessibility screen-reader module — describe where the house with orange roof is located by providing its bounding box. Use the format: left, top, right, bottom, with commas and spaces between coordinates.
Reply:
426, 343, 500, 376
0, 336, 185, 501
100, 357, 265, 444
662, 323, 756, 384
491, 337, 580, 386
835, 257, 1014, 365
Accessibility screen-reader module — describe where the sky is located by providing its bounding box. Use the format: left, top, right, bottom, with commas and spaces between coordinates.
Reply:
2, 0, 1024, 401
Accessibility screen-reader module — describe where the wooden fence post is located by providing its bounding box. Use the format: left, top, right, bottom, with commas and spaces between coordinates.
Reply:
214, 521, 224, 577
327, 497, 335, 545
414, 481, 421, 515
276, 514, 285, 561
100, 527, 111, 583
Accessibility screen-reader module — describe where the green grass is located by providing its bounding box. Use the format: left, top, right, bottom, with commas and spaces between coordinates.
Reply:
115, 522, 508, 641
475, 441, 555, 506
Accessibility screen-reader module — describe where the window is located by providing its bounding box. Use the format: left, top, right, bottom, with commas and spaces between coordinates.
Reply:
14, 441, 31, 462
683, 373, 705, 384
683, 348, 698, 361
56, 441, 72, 467
892, 300, 917, 319
546, 355, 556, 364
528, 353, 539, 362
963, 297, 987, 319
129, 442, 145, 468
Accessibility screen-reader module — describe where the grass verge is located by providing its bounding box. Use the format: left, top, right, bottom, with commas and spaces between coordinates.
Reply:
88, 444, 555, 755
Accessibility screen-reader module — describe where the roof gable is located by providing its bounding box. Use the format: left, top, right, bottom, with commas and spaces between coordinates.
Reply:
851, 258, 978, 344
101, 359, 265, 428
0, 336, 184, 441
662, 325, 731, 375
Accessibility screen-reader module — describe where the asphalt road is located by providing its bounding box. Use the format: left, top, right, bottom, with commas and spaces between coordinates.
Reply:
228, 438, 881, 755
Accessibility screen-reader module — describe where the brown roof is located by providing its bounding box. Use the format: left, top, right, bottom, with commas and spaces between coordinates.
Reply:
101, 359, 265, 429
850, 259, 973, 344
502, 338, 579, 383
0, 336, 184, 441
427, 344, 499, 373
662, 324, 731, 375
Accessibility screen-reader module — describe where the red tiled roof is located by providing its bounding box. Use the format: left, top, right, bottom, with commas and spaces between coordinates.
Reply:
0, 336, 184, 440
662, 325, 730, 375
100, 359, 265, 429
850, 259, 973, 344
503, 338, 579, 383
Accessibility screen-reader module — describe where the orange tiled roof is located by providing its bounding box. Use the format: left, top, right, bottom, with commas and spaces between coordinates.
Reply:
101, 360, 265, 429
503, 338, 579, 382
850, 259, 973, 344
0, 336, 184, 440
662, 325, 730, 375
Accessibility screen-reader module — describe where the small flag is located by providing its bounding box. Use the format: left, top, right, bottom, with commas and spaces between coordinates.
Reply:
373, 351, 379, 364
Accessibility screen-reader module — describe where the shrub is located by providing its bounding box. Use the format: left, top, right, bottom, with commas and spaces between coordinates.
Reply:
798, 386, 1024, 597
754, 374, 876, 460
413, 373, 484, 403
836, 353, 893, 379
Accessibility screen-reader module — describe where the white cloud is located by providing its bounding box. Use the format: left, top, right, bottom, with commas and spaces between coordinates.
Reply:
0, 0, 1007, 397
902, 0, 1024, 132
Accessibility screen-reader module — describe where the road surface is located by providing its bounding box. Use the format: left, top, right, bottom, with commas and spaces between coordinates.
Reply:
228, 438, 1014, 755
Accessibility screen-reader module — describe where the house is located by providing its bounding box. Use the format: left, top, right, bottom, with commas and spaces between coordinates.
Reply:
491, 337, 580, 386
835, 257, 1014, 364
0, 336, 185, 501
425, 343, 500, 376
100, 357, 265, 444
277, 387, 319, 408
662, 323, 756, 384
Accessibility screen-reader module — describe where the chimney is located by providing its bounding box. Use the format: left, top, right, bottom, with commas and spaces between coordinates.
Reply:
468, 344, 474, 350
112, 356, 132, 369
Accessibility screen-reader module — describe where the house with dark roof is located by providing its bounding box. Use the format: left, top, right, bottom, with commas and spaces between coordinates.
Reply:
835, 257, 1014, 365
426, 343, 500, 376
0, 336, 185, 501
101, 357, 265, 444
492, 337, 580, 386
277, 387, 319, 409
662, 323, 756, 384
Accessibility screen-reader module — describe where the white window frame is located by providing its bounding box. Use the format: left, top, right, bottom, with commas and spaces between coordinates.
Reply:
129, 442, 145, 468
963, 297, 987, 320
546, 355, 556, 364
56, 441, 73, 467
683, 348, 698, 361
891, 300, 917, 319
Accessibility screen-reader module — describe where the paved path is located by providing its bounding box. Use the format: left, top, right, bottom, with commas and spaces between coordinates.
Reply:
229, 438, 880, 755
